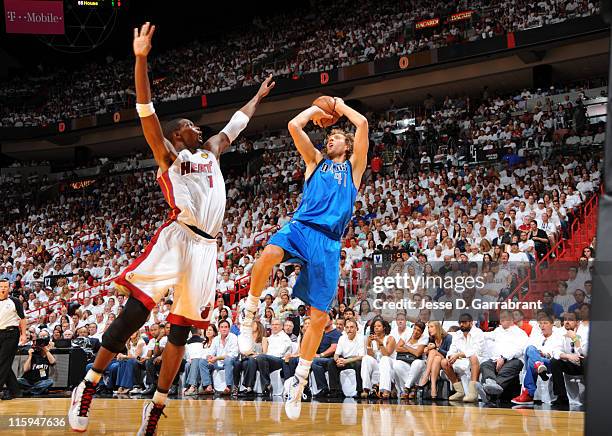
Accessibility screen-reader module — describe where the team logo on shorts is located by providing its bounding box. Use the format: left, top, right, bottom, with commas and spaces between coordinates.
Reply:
201, 152, 209, 159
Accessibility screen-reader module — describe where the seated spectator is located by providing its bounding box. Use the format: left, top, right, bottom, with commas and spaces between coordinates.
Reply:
203, 320, 238, 395
18, 330, 56, 396
550, 312, 588, 405
394, 321, 427, 399
441, 313, 484, 403
255, 318, 293, 397
310, 313, 342, 398
416, 321, 452, 399
142, 322, 170, 396
325, 318, 364, 398
111, 331, 145, 394
210, 295, 232, 326
184, 325, 216, 396
512, 312, 563, 405
283, 319, 298, 342
541, 291, 564, 320
361, 318, 396, 399
477, 310, 527, 402
231, 321, 264, 397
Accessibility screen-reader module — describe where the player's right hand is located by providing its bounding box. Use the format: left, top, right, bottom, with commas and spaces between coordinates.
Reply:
310, 106, 334, 128
133, 22, 156, 57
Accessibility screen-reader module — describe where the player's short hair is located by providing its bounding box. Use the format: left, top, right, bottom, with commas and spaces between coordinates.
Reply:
325, 129, 354, 160
164, 118, 187, 142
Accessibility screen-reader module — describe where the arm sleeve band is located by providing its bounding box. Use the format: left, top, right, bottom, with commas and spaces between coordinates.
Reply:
136, 102, 156, 118
220, 110, 250, 143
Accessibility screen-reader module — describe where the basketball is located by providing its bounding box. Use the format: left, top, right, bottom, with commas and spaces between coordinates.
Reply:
312, 95, 340, 127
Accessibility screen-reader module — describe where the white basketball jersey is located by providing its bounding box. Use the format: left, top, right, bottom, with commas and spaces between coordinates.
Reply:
157, 148, 226, 236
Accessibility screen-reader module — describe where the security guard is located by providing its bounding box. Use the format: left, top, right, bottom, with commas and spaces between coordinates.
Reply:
0, 278, 27, 400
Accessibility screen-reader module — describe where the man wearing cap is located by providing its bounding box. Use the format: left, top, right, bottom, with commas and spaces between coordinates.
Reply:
0, 279, 27, 400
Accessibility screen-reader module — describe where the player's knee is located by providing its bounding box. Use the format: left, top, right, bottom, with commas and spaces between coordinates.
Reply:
101, 298, 149, 353
260, 245, 284, 266
167, 324, 192, 347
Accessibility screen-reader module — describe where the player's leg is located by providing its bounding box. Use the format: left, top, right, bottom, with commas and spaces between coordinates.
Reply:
137, 324, 190, 436
283, 308, 328, 419
69, 298, 150, 431
238, 244, 284, 352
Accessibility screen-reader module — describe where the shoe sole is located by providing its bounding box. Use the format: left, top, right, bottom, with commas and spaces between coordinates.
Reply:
511, 400, 534, 405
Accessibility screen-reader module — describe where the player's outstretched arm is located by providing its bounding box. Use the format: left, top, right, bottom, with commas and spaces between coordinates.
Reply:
334, 98, 369, 186
133, 22, 176, 173
288, 107, 331, 176
205, 75, 275, 159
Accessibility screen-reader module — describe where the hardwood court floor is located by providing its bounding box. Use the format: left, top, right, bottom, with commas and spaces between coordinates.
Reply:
1, 397, 584, 435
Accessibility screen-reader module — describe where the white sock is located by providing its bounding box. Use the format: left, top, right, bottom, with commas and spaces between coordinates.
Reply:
245, 294, 259, 319
152, 390, 168, 406
85, 369, 102, 384
295, 358, 312, 384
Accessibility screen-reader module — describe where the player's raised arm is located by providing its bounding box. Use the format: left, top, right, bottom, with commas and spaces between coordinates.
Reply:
133, 22, 176, 173
335, 98, 369, 186
287, 106, 332, 176
205, 75, 275, 159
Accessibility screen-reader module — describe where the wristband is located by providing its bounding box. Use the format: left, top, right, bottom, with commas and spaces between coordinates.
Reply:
136, 102, 156, 118
221, 111, 250, 143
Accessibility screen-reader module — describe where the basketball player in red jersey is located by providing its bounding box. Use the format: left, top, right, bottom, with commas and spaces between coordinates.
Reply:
68, 23, 274, 435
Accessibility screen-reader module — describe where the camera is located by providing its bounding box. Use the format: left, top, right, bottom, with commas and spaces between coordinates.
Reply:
35, 337, 50, 348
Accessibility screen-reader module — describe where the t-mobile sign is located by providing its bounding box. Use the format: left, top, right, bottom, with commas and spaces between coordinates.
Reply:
4, 0, 65, 34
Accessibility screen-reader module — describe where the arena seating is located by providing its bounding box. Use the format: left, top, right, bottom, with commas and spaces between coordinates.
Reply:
0, 0, 601, 127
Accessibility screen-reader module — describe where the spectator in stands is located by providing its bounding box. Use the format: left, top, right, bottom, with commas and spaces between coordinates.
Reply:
283, 320, 298, 342
361, 318, 396, 399
416, 321, 452, 399
393, 321, 427, 400
326, 318, 364, 398
512, 312, 563, 405
203, 320, 238, 395
18, 330, 55, 396
255, 318, 293, 397
112, 331, 145, 394
477, 310, 527, 402
550, 311, 588, 406
310, 314, 343, 398
142, 322, 169, 396
232, 321, 264, 397
441, 313, 484, 403
184, 325, 216, 396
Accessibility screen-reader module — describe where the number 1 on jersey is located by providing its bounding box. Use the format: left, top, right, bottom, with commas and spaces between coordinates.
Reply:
208, 175, 214, 188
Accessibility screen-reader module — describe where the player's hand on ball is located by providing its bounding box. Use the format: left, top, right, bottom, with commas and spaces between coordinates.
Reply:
310, 106, 334, 127
133, 22, 156, 57
257, 74, 276, 99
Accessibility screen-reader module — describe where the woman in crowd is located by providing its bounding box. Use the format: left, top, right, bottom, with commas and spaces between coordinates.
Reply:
184, 324, 218, 395
231, 320, 264, 397
112, 331, 146, 394
395, 321, 427, 399
361, 318, 396, 399
416, 321, 452, 399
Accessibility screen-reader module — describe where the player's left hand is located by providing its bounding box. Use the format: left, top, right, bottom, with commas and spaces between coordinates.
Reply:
311, 106, 334, 127
133, 22, 156, 58
257, 74, 275, 99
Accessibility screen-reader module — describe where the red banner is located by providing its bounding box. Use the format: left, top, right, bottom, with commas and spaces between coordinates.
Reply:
415, 18, 440, 30
449, 10, 474, 22
4, 0, 64, 35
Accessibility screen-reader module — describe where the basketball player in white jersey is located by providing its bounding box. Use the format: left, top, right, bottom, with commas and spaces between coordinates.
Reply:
68, 23, 274, 435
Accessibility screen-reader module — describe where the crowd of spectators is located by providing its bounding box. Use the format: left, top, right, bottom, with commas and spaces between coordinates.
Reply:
1, 79, 600, 405
0, 0, 600, 127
